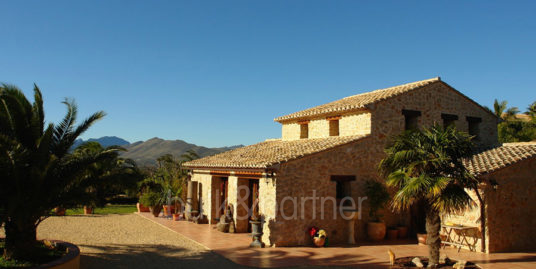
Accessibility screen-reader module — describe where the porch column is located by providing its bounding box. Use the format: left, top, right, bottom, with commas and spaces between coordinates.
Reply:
186, 181, 198, 220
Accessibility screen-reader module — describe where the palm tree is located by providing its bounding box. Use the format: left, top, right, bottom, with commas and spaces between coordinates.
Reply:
526, 101, 536, 118
379, 126, 477, 265
493, 99, 520, 121
504, 107, 520, 121
493, 99, 508, 118
0, 84, 111, 260
73, 142, 142, 208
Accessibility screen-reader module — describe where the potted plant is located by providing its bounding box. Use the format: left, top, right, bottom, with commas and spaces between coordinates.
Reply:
137, 202, 150, 212
83, 205, 94, 215
365, 180, 390, 241
387, 227, 399, 240
249, 199, 265, 248
309, 226, 329, 247
396, 218, 408, 238
171, 196, 182, 221
54, 207, 66, 216
417, 232, 428, 245
139, 190, 164, 217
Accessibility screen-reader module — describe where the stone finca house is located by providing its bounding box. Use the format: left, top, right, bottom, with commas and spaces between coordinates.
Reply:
183, 78, 536, 253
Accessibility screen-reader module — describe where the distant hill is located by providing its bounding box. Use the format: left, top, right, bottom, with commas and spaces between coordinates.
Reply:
121, 137, 243, 167
73, 136, 242, 166
72, 136, 242, 166
73, 136, 130, 149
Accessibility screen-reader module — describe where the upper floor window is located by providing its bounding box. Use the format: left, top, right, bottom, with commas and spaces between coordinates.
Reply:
466, 116, 482, 140
441, 113, 458, 128
299, 121, 309, 139
402, 109, 421, 130
327, 116, 340, 137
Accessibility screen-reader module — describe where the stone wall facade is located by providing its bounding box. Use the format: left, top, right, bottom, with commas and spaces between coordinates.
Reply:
281, 111, 372, 141
267, 82, 499, 247
370, 82, 498, 147
443, 157, 536, 253
280, 82, 497, 146
268, 136, 404, 246
481, 158, 536, 252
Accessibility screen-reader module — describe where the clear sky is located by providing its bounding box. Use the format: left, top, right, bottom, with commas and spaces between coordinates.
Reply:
1, 1, 535, 147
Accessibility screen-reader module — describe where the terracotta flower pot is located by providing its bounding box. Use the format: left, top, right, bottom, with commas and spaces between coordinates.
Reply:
387, 229, 399, 240
150, 206, 162, 217
397, 226, 408, 238
83, 206, 93, 215
417, 233, 428, 245
172, 213, 181, 221
137, 203, 150, 213
55, 207, 66, 216
163, 205, 176, 216
313, 237, 326, 247
367, 222, 386, 241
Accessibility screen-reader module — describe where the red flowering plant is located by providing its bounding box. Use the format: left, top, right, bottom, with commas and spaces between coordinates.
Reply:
308, 226, 328, 247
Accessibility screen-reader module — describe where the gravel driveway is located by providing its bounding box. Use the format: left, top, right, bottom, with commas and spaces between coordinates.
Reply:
2, 214, 249, 269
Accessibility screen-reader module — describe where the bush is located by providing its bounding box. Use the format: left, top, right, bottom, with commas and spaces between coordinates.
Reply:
365, 180, 390, 222
139, 191, 164, 207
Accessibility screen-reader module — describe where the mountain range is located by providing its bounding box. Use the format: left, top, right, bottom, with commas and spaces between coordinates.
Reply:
73, 136, 242, 166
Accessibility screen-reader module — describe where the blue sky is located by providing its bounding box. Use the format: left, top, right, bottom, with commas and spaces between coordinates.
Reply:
1, 1, 535, 147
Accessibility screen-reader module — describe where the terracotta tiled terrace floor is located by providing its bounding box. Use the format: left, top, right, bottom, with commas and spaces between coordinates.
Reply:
138, 212, 536, 268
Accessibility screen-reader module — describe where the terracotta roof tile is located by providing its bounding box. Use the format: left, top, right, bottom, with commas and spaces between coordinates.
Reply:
183, 135, 369, 169
274, 77, 440, 122
463, 142, 536, 175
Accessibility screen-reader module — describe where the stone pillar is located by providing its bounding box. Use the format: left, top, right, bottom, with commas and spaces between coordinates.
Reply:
186, 181, 198, 221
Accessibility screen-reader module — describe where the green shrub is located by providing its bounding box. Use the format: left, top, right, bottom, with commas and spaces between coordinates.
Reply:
139, 191, 164, 207
365, 180, 390, 222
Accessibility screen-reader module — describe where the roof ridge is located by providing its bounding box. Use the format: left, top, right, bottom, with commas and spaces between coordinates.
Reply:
502, 142, 536, 146
341, 77, 441, 100
274, 77, 441, 122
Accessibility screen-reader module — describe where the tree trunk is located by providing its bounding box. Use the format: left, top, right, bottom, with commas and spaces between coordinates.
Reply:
425, 208, 441, 266
474, 189, 486, 253
3, 218, 37, 260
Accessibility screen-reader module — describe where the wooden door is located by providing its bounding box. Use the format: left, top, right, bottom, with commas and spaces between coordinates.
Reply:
247, 179, 259, 232
219, 177, 228, 218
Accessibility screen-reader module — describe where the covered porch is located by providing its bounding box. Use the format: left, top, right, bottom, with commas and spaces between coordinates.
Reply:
186, 169, 271, 234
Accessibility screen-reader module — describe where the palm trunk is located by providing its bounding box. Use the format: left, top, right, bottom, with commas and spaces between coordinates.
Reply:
3, 218, 37, 260
425, 207, 441, 266
474, 189, 486, 253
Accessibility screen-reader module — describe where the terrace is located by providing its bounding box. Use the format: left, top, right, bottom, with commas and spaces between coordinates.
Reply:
137, 212, 536, 269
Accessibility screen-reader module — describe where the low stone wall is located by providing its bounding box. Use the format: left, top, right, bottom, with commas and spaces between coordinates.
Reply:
39, 240, 80, 269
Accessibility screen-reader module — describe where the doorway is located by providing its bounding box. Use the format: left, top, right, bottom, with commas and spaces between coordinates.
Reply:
247, 179, 259, 232
217, 177, 228, 219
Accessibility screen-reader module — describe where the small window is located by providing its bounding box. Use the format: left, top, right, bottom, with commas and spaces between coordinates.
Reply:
336, 181, 350, 199
441, 113, 458, 128
329, 118, 340, 136
300, 122, 309, 139
402, 110, 421, 130
467, 116, 482, 140
331, 175, 355, 201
